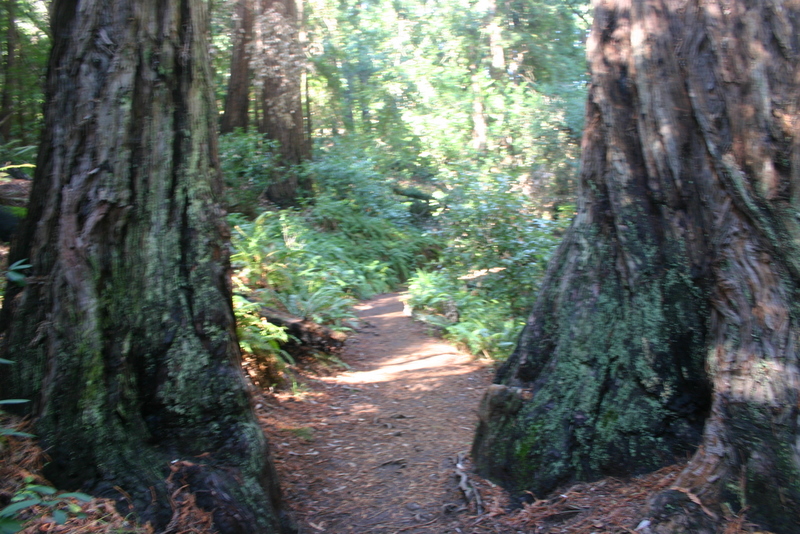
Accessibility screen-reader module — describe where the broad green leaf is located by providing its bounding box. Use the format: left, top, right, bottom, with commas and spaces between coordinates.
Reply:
0, 498, 41, 517
52, 510, 68, 525
0, 429, 35, 438
8, 260, 32, 271
0, 517, 23, 534
27, 485, 56, 496
58, 492, 92, 502
6, 272, 26, 285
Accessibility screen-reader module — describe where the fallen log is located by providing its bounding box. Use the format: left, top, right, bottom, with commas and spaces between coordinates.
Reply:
259, 306, 347, 357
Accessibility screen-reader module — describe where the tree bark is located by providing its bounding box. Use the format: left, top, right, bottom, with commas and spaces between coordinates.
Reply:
470, 72, 488, 152
472, 0, 800, 531
0, 1, 294, 532
0, 0, 17, 141
220, 0, 254, 134
253, 0, 310, 205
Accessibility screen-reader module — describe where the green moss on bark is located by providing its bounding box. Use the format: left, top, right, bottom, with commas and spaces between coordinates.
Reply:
0, 0, 293, 532
473, 225, 711, 498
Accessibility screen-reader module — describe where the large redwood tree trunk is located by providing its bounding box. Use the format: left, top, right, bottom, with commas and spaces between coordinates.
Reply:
0, 0, 293, 532
472, 0, 799, 531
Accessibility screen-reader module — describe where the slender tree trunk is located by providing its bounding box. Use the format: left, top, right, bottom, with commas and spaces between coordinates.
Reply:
220, 0, 254, 134
483, 0, 506, 81
356, 67, 370, 128
298, 0, 312, 148
0, 0, 17, 141
341, 65, 356, 132
304, 70, 312, 147
470, 71, 488, 152
472, 0, 800, 531
0, 1, 293, 532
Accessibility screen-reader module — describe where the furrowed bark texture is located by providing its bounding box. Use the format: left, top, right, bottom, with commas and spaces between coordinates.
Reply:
254, 0, 310, 205
0, 1, 293, 532
0, 0, 17, 142
472, 0, 800, 531
220, 0, 254, 134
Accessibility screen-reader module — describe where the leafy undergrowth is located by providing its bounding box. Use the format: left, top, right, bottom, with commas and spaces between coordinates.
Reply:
224, 136, 571, 368
0, 416, 147, 534
227, 141, 441, 385
403, 169, 569, 360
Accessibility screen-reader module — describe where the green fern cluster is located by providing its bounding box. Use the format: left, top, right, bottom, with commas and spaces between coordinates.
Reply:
404, 169, 569, 360
228, 149, 440, 373
405, 270, 524, 360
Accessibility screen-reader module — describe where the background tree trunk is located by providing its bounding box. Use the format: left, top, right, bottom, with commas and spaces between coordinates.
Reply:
472, 0, 800, 531
0, 0, 293, 532
220, 0, 254, 134
254, 0, 310, 205
0, 0, 17, 141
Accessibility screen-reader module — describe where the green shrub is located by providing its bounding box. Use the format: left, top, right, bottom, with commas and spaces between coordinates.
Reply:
305, 140, 411, 224
405, 270, 524, 359
404, 167, 568, 360
228, 153, 442, 373
430, 167, 567, 313
233, 295, 293, 362
0, 359, 33, 441
218, 130, 280, 216
0, 479, 91, 533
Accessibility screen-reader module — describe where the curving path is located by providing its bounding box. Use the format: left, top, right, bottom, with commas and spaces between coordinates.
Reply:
256, 293, 495, 533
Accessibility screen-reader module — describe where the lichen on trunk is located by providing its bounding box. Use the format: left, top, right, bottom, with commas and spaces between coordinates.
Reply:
0, 0, 293, 532
472, 0, 800, 531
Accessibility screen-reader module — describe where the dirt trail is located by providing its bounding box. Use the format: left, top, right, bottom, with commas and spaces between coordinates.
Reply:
254, 295, 753, 534
257, 293, 497, 534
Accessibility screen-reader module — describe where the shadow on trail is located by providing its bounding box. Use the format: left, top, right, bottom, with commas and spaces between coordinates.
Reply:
261, 293, 495, 534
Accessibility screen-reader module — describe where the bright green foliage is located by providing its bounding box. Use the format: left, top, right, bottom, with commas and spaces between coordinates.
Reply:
218, 131, 281, 216
304, 0, 589, 205
228, 149, 440, 367
233, 295, 294, 363
230, 199, 435, 310
434, 168, 568, 312
271, 286, 358, 331
406, 270, 523, 359
223, 123, 569, 363
404, 167, 568, 359
307, 139, 416, 224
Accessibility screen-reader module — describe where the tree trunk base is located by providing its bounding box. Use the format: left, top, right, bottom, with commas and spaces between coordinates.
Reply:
165, 461, 297, 534
644, 490, 720, 534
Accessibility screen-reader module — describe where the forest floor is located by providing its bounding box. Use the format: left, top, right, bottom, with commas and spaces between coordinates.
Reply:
255, 292, 497, 534
0, 292, 761, 533
254, 293, 710, 534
